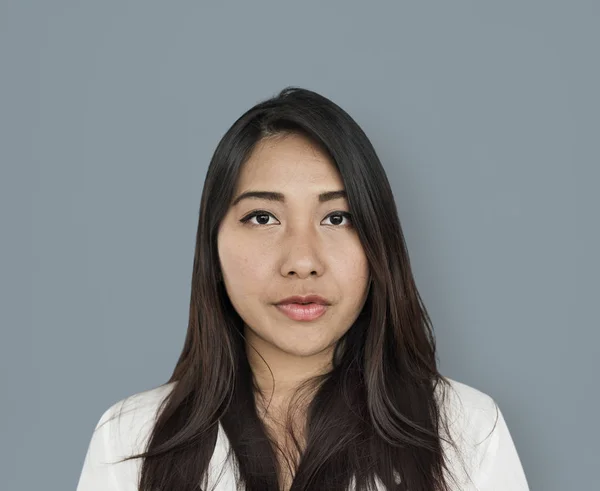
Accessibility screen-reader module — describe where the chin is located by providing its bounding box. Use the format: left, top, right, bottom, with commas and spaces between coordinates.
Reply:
273, 334, 337, 357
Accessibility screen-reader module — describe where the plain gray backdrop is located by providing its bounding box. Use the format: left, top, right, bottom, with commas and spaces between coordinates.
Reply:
1, 1, 597, 489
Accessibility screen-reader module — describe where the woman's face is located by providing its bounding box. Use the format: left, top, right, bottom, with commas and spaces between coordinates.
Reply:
217, 132, 370, 361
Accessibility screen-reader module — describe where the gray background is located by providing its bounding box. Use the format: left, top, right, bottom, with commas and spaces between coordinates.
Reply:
1, 1, 597, 489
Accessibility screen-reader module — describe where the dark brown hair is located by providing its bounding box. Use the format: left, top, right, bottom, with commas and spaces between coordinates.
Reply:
117, 86, 467, 490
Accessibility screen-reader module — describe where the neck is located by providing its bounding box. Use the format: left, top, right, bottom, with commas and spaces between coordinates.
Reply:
244, 325, 333, 411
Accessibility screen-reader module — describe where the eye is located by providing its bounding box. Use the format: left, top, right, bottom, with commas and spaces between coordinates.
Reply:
239, 210, 353, 227
240, 210, 277, 226
323, 211, 353, 227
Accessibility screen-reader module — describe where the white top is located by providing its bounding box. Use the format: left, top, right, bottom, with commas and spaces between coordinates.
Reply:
76, 377, 530, 490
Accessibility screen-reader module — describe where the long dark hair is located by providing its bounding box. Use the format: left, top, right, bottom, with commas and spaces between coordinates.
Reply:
118, 87, 467, 490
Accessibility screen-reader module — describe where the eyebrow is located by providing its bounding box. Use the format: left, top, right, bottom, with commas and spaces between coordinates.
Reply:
232, 190, 347, 207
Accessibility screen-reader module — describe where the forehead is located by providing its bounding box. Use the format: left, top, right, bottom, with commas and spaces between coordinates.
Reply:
236, 133, 343, 190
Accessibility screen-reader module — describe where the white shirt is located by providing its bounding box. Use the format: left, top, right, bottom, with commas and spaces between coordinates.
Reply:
76, 377, 530, 490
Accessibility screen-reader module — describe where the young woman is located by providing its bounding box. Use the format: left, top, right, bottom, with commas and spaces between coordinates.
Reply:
76, 87, 530, 491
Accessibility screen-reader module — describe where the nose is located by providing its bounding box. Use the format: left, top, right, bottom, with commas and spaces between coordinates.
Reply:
279, 229, 325, 280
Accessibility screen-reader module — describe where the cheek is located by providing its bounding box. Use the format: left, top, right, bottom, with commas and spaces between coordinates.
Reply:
219, 226, 368, 287
331, 243, 369, 279
219, 235, 271, 285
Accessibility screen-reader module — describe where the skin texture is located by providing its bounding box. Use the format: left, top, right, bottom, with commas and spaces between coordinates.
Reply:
217, 132, 371, 489
217, 131, 371, 411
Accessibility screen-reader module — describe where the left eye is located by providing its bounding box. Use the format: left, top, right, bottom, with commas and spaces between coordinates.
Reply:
324, 212, 352, 226
240, 211, 352, 227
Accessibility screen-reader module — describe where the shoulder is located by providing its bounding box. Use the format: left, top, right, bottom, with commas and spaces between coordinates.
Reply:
435, 375, 501, 446
435, 376, 499, 431
77, 382, 178, 490
440, 376, 530, 489
434, 377, 502, 487
95, 381, 177, 459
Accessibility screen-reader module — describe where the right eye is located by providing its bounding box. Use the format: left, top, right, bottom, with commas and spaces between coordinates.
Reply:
239, 210, 277, 226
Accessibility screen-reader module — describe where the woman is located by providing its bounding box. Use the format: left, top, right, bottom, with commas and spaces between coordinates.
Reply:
76, 87, 530, 490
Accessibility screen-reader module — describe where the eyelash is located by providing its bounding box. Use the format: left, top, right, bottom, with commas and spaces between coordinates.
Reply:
240, 210, 353, 228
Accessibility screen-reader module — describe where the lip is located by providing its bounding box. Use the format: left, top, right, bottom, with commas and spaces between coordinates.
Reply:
275, 294, 331, 306
275, 303, 328, 321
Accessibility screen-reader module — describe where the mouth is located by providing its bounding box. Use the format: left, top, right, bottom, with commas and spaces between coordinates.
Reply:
275, 302, 328, 321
